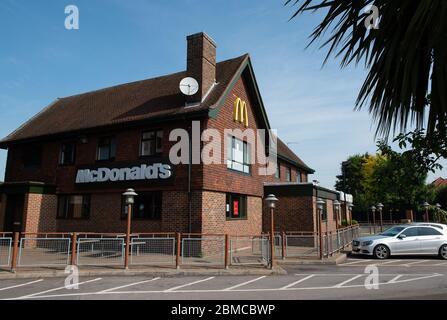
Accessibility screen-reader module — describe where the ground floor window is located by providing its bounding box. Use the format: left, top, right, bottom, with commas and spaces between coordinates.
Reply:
57, 195, 91, 220
122, 191, 162, 220
226, 193, 247, 220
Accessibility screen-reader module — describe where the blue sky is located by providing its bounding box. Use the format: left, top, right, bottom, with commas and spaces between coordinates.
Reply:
0, 0, 445, 188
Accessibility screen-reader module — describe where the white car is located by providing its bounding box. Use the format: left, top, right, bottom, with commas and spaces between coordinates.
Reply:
352, 223, 447, 260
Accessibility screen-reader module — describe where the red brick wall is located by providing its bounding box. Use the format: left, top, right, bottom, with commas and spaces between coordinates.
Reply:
262, 195, 338, 233
5, 121, 204, 195
263, 196, 314, 232
202, 76, 268, 197
4, 70, 311, 236
53, 191, 202, 233
201, 191, 262, 236
22, 193, 58, 233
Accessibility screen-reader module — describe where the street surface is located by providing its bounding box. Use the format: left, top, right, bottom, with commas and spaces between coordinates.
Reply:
1, 256, 446, 300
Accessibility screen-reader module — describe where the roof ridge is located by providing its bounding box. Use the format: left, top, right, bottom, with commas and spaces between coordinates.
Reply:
59, 70, 186, 100
60, 54, 249, 100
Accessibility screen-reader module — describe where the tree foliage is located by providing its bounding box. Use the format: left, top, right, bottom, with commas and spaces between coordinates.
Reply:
286, 0, 447, 137
394, 123, 447, 174
335, 142, 435, 215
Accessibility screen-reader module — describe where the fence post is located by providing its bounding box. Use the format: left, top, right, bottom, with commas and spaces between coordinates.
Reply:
70, 233, 77, 266
10, 232, 20, 272
281, 231, 286, 260
176, 233, 181, 270
224, 234, 229, 269
328, 231, 332, 257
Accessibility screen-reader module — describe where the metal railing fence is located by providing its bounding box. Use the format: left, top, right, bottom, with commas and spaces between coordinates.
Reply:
2, 227, 360, 270
284, 232, 319, 258
17, 233, 71, 267
181, 234, 225, 266
0, 233, 12, 267
130, 236, 176, 266
76, 235, 124, 266
229, 235, 269, 266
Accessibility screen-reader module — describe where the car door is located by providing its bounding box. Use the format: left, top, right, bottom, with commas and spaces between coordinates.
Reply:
387, 227, 421, 255
417, 227, 445, 254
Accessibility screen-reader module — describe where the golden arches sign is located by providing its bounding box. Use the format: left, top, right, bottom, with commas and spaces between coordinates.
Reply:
233, 97, 249, 127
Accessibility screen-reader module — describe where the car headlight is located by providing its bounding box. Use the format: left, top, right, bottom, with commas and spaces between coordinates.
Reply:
362, 240, 373, 246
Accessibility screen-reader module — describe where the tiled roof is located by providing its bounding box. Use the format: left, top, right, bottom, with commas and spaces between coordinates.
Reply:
432, 177, 447, 188
0, 55, 248, 144
0, 53, 313, 173
276, 138, 314, 173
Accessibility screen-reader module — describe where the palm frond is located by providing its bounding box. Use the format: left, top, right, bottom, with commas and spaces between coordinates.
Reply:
286, 0, 447, 137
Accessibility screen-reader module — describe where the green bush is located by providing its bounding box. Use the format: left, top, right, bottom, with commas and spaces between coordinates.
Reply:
340, 219, 359, 226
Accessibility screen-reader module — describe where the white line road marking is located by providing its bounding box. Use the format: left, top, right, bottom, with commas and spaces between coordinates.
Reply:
394, 273, 443, 283
281, 275, 315, 289
0, 279, 44, 291
333, 275, 363, 288
164, 277, 215, 292
404, 260, 429, 266
223, 276, 266, 291
388, 275, 403, 283
11, 278, 102, 300
295, 273, 408, 276
432, 262, 447, 266
342, 259, 373, 265
7, 273, 442, 300
100, 277, 160, 293
376, 260, 402, 265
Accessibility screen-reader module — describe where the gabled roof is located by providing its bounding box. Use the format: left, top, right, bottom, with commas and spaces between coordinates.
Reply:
432, 177, 447, 188
0, 55, 248, 146
0, 53, 313, 173
276, 139, 314, 173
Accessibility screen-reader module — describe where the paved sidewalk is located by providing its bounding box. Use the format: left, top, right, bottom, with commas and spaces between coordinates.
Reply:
0, 254, 348, 280
0, 265, 287, 280
277, 253, 347, 265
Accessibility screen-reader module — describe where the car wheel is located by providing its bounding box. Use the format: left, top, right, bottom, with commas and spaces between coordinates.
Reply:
373, 245, 390, 260
439, 245, 447, 260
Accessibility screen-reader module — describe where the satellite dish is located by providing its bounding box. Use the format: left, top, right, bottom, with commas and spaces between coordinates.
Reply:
179, 77, 199, 96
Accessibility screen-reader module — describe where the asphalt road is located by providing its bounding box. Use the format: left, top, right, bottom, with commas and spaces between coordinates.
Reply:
1, 256, 446, 300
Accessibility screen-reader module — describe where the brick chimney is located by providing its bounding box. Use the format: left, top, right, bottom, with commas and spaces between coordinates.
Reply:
186, 32, 217, 103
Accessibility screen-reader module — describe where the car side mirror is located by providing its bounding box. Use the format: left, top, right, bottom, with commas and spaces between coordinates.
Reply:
397, 234, 407, 239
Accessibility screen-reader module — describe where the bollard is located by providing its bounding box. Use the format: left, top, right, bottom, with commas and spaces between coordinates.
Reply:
71, 233, 77, 266
10, 232, 20, 272
281, 231, 286, 260
176, 233, 181, 269
224, 234, 229, 269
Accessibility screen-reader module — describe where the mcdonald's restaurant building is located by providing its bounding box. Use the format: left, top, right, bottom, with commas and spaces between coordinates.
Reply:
0, 33, 349, 236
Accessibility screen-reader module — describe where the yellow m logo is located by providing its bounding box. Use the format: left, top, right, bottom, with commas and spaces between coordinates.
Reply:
233, 97, 249, 127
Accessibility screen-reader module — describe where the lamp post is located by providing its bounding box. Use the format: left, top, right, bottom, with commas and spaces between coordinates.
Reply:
377, 203, 384, 232
333, 200, 341, 229
422, 202, 430, 222
123, 188, 138, 269
371, 206, 377, 234
333, 200, 341, 249
348, 203, 354, 224
316, 198, 325, 259
342, 161, 349, 222
435, 203, 442, 222
265, 194, 278, 269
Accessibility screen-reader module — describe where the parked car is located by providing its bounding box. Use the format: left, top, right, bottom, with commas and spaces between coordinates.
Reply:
352, 223, 447, 260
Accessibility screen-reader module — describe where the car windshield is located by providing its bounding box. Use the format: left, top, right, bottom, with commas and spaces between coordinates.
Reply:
379, 226, 406, 237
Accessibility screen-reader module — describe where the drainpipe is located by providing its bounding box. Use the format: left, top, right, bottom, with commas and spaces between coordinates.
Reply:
188, 123, 192, 234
